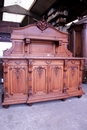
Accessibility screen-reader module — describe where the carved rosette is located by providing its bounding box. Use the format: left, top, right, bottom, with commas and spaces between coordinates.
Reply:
35, 19, 51, 31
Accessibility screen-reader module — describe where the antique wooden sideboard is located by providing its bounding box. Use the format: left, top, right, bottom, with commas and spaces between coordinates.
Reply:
2, 20, 85, 107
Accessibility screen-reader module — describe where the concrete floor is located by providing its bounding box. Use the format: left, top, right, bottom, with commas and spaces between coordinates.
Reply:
0, 84, 87, 130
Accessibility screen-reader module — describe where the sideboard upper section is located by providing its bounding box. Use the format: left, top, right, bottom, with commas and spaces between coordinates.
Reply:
3, 19, 72, 57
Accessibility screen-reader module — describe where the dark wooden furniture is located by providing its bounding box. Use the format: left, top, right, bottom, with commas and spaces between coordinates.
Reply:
68, 23, 87, 83
67, 23, 83, 57
2, 20, 85, 107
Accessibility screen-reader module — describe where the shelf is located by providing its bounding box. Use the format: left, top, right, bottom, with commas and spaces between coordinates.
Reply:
54, 22, 66, 27
47, 13, 68, 23
46, 6, 68, 27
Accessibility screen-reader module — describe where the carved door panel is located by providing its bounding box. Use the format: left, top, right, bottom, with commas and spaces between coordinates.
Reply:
32, 65, 48, 95
8, 66, 28, 96
49, 65, 63, 93
67, 66, 79, 92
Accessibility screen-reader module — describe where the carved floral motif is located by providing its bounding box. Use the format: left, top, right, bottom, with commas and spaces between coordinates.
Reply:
36, 66, 45, 78
53, 66, 61, 77
14, 67, 22, 82
69, 66, 78, 77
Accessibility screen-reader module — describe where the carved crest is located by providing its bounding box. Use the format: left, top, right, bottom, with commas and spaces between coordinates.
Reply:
36, 19, 51, 31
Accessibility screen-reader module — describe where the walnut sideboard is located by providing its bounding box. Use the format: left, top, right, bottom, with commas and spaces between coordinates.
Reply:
2, 20, 85, 107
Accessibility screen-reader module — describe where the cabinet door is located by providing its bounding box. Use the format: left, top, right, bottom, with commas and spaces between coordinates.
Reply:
32, 65, 48, 95
8, 66, 28, 96
67, 65, 79, 92
49, 65, 63, 93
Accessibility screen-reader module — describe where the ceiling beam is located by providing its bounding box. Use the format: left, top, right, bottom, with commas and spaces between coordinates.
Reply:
0, 4, 40, 20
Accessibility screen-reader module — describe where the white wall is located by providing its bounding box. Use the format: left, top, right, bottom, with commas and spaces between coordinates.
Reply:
0, 42, 12, 56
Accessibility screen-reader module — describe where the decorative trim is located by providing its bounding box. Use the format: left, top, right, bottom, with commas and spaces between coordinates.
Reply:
71, 61, 75, 64
45, 60, 52, 65
15, 61, 21, 65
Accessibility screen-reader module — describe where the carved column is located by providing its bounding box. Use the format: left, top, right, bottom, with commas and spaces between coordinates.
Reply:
28, 60, 33, 96
63, 60, 68, 93
3, 61, 9, 98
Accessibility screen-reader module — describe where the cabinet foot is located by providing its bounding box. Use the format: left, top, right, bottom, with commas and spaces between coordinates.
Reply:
27, 103, 33, 106
78, 95, 82, 98
3, 105, 10, 109
62, 98, 66, 101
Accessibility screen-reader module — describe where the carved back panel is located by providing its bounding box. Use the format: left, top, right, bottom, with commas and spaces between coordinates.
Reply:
3, 20, 72, 57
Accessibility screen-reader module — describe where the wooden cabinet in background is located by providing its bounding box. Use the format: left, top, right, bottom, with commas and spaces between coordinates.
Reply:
2, 20, 85, 107
67, 23, 87, 83
67, 23, 83, 57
